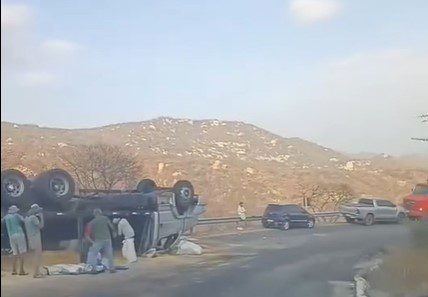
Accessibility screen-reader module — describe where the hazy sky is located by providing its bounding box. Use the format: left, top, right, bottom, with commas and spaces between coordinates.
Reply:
1, 0, 427, 155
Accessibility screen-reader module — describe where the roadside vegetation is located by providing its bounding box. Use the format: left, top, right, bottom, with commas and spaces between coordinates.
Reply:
368, 219, 428, 297
60, 143, 142, 190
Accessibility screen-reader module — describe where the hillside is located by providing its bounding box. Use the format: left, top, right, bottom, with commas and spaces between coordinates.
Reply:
2, 118, 427, 216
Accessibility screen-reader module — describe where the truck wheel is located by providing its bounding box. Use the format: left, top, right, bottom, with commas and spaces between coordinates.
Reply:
363, 214, 374, 226
281, 220, 290, 231
397, 212, 406, 223
136, 179, 157, 194
173, 180, 194, 215
1, 169, 32, 207
345, 217, 354, 223
32, 169, 75, 206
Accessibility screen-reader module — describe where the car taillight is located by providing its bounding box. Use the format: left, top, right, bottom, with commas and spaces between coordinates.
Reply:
419, 207, 424, 212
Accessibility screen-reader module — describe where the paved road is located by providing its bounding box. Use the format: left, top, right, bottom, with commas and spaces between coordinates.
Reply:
1, 223, 411, 297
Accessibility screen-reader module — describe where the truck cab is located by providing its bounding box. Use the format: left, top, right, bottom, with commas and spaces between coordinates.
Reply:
403, 183, 428, 220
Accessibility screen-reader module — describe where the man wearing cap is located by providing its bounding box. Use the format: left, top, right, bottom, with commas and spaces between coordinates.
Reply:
113, 217, 137, 263
25, 204, 44, 278
1, 205, 28, 275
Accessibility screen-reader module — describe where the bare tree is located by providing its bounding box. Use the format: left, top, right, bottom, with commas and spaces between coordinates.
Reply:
297, 182, 319, 208
298, 183, 354, 213
60, 143, 142, 190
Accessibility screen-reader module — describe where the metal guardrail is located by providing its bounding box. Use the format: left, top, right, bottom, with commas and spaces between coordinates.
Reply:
197, 211, 343, 225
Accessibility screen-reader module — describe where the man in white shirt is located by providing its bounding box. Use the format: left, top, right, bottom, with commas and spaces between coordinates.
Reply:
237, 202, 247, 230
112, 217, 137, 263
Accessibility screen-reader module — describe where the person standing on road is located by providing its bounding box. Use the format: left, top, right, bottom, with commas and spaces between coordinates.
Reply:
25, 204, 44, 278
85, 208, 117, 273
1, 205, 28, 275
237, 202, 247, 230
113, 217, 137, 263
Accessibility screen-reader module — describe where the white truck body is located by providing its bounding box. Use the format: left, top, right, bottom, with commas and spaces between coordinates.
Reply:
340, 198, 407, 225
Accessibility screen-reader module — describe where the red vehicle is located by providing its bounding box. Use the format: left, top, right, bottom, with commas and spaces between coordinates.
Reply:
403, 183, 428, 220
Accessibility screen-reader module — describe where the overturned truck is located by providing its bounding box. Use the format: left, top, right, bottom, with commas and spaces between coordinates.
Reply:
1, 168, 206, 256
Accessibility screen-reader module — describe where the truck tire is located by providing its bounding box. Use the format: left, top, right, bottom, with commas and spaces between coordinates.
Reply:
1, 169, 33, 208
345, 217, 354, 223
363, 213, 375, 226
136, 179, 157, 194
396, 212, 406, 223
32, 169, 75, 207
173, 180, 194, 215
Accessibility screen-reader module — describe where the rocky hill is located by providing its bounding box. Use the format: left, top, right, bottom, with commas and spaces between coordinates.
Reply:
2, 118, 427, 216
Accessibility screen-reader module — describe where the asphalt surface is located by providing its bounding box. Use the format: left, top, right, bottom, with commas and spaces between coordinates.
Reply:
1, 223, 412, 297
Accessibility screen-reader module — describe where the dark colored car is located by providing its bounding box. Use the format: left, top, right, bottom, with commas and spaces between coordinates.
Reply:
262, 204, 315, 230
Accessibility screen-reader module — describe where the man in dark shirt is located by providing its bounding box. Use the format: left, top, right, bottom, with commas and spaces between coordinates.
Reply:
85, 208, 116, 273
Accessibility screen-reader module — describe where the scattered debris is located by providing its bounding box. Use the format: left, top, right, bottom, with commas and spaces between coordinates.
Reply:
142, 248, 157, 258
44, 264, 103, 275
176, 239, 203, 255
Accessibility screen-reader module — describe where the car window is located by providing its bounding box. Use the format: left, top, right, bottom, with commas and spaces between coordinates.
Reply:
283, 205, 302, 212
377, 200, 395, 207
358, 199, 374, 206
263, 205, 281, 215
413, 184, 428, 195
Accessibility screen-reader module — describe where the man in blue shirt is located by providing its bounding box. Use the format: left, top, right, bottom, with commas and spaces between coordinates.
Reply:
1, 205, 28, 275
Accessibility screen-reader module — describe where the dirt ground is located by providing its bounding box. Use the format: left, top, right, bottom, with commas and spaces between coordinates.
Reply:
1, 249, 130, 277
0, 229, 236, 280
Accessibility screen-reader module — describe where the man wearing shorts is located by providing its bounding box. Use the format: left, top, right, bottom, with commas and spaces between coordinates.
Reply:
2, 205, 28, 275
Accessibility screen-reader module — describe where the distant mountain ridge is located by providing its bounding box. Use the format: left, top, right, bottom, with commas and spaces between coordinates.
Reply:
2, 118, 427, 215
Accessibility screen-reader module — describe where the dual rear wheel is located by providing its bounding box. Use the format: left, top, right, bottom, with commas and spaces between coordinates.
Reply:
1, 168, 75, 209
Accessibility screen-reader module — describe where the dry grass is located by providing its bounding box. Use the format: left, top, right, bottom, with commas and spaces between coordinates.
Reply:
368, 247, 428, 297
